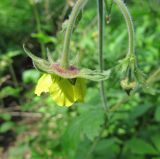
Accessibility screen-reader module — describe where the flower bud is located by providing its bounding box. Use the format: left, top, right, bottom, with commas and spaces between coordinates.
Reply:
120, 78, 137, 95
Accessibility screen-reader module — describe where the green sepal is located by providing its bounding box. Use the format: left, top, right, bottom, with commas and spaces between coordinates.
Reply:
23, 44, 50, 73
23, 45, 49, 65
47, 48, 54, 64
24, 45, 112, 82
78, 69, 112, 81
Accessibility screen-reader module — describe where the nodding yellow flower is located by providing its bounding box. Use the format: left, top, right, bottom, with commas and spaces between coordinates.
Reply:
35, 74, 85, 107
24, 46, 111, 107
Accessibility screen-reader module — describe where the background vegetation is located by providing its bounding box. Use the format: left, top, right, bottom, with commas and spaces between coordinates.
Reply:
0, 0, 160, 159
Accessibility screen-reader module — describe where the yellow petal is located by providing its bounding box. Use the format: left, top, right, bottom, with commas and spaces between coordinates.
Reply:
35, 74, 52, 96
49, 77, 75, 107
74, 78, 86, 102
57, 78, 75, 102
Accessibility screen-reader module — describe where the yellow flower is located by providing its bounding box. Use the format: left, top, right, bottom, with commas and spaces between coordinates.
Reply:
35, 74, 85, 107
24, 45, 111, 107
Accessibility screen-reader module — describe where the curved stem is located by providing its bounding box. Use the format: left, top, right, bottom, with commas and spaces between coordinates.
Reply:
60, 0, 88, 68
97, 0, 109, 114
114, 0, 135, 56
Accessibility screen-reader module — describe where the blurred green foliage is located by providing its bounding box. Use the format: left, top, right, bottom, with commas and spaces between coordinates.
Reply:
0, 0, 160, 159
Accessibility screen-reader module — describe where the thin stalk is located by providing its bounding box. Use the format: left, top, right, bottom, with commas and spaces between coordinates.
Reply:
33, 2, 46, 58
114, 0, 135, 56
9, 63, 18, 87
60, 0, 88, 68
97, 0, 109, 114
85, 2, 109, 157
44, 0, 49, 19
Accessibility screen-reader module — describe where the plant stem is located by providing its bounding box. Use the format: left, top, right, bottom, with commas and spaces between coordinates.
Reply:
60, 0, 88, 68
114, 0, 135, 56
97, 0, 109, 114
85, 2, 110, 157
33, 2, 46, 58
44, 0, 49, 19
9, 63, 18, 87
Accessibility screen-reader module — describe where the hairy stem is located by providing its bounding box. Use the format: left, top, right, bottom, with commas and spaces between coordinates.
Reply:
85, 3, 110, 157
97, 0, 109, 114
114, 0, 135, 56
61, 0, 88, 68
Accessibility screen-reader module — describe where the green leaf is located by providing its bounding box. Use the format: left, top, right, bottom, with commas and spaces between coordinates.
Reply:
125, 138, 158, 155
0, 122, 14, 133
62, 118, 83, 158
130, 104, 152, 119
62, 108, 105, 156
0, 113, 12, 121
82, 109, 105, 140
22, 69, 40, 84
151, 134, 160, 151
146, 68, 160, 85
154, 106, 160, 122
95, 138, 120, 157
31, 32, 57, 44
0, 51, 21, 61
6, 50, 21, 58
0, 86, 21, 98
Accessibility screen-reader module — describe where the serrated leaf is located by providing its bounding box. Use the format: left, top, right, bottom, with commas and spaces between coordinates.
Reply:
82, 109, 105, 140
125, 138, 158, 155
95, 138, 120, 155
130, 104, 152, 119
62, 108, 105, 155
